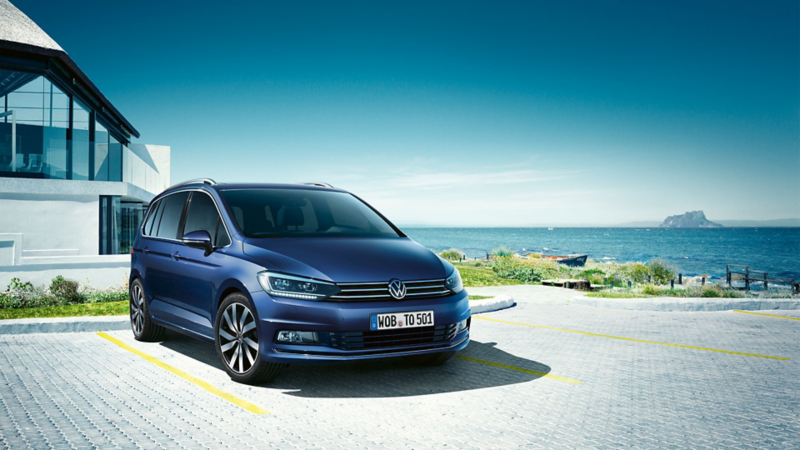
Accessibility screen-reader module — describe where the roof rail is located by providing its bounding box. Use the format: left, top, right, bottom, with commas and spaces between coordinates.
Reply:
168, 178, 217, 190
296, 181, 334, 188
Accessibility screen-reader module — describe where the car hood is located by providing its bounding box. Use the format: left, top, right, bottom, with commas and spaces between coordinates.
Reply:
242, 237, 450, 282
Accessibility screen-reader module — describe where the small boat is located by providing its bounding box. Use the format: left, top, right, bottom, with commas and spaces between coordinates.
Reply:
542, 254, 588, 267
548, 227, 554, 230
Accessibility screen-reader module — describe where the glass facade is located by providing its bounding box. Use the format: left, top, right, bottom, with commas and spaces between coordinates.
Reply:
72, 99, 90, 180
2, 67, 165, 255
120, 203, 144, 254
0, 73, 68, 175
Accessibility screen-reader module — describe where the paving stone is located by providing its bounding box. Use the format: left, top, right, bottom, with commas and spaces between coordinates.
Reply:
0, 305, 798, 448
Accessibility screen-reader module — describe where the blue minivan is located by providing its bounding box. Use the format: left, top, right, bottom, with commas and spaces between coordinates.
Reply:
130, 179, 471, 384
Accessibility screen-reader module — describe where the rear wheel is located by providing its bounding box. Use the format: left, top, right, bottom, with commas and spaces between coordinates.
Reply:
403, 350, 456, 366
130, 279, 165, 342
215, 293, 287, 384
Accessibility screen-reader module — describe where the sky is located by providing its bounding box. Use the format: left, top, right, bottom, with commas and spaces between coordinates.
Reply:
13, 0, 800, 226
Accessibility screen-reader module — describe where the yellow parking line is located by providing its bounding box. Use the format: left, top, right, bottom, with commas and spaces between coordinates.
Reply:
97, 333, 270, 415
733, 310, 800, 321
473, 316, 789, 361
454, 355, 581, 384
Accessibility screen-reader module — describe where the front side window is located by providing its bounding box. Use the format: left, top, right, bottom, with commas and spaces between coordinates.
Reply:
183, 192, 230, 246
220, 189, 401, 238
154, 192, 189, 239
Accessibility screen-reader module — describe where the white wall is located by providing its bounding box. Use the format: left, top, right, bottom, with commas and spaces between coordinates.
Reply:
0, 192, 99, 256
0, 255, 131, 289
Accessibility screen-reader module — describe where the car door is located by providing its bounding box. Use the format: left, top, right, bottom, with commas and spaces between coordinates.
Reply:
171, 191, 231, 337
143, 191, 190, 325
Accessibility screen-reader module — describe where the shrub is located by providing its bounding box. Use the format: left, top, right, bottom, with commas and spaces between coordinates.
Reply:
492, 256, 561, 283
648, 258, 676, 285
642, 284, 660, 296
700, 287, 721, 298
50, 276, 83, 303
439, 248, 465, 261
8, 277, 33, 292
579, 269, 605, 280
629, 263, 649, 283
491, 246, 514, 257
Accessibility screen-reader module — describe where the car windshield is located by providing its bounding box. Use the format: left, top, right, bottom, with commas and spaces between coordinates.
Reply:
219, 188, 402, 238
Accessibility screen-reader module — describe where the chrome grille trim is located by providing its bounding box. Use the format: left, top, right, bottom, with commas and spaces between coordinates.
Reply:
330, 278, 449, 301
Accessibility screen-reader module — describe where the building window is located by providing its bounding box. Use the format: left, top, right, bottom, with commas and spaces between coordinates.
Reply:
0, 72, 68, 176
99, 195, 121, 254
94, 120, 109, 181
72, 99, 90, 180
120, 203, 144, 254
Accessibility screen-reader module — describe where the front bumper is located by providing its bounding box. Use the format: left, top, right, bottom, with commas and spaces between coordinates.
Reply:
250, 289, 471, 363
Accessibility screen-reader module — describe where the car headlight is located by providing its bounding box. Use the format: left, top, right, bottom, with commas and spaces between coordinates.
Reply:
257, 272, 339, 300
445, 268, 464, 294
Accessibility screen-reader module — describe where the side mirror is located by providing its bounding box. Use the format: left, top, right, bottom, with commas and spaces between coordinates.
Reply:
181, 230, 213, 254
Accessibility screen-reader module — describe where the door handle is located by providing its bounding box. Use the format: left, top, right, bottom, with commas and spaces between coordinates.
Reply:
143, 247, 149, 255
172, 251, 181, 261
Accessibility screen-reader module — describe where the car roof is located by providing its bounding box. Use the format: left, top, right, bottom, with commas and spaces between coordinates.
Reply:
162, 182, 349, 196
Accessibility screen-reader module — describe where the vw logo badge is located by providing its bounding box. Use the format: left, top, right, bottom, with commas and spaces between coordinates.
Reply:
388, 279, 407, 300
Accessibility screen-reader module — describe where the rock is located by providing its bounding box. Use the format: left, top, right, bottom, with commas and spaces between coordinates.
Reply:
660, 211, 723, 228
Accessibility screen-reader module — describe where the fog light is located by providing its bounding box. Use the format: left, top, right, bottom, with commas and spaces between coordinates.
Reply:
457, 319, 468, 332
276, 331, 319, 344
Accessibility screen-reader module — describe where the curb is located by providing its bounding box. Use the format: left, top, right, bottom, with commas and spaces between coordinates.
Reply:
470, 295, 516, 314
571, 296, 800, 312
0, 316, 129, 335
0, 296, 518, 335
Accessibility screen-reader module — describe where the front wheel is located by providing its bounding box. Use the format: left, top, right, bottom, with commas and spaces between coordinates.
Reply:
215, 293, 287, 384
403, 351, 456, 366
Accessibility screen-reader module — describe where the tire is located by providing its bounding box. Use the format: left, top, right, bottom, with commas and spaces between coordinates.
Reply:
130, 279, 165, 342
403, 350, 456, 366
215, 293, 287, 385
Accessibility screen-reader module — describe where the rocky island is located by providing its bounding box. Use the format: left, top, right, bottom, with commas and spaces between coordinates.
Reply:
660, 211, 723, 228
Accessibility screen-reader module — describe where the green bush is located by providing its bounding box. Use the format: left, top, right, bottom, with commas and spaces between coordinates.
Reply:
629, 263, 649, 283
0, 275, 128, 310
491, 246, 514, 257
50, 276, 83, 303
648, 258, 676, 284
492, 256, 560, 283
439, 248, 465, 260
642, 284, 660, 296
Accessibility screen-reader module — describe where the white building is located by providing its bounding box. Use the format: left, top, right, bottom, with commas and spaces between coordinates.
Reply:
0, 0, 169, 288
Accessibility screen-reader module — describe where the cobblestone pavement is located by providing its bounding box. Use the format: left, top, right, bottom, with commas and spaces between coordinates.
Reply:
1, 303, 798, 448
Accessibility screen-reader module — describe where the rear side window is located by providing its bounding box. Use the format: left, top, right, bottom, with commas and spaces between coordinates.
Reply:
155, 192, 189, 239
183, 192, 230, 247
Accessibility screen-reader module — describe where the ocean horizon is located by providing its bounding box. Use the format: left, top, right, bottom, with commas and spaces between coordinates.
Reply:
402, 227, 800, 280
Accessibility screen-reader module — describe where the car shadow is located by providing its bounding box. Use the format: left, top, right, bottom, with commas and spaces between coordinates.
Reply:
158, 332, 551, 398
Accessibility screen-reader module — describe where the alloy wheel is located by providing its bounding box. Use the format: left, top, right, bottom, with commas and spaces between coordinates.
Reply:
130, 284, 144, 335
218, 303, 259, 374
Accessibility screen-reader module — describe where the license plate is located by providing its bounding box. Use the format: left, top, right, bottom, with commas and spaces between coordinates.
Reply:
370, 310, 434, 331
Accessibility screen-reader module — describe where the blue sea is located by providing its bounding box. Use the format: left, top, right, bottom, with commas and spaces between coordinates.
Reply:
403, 227, 800, 280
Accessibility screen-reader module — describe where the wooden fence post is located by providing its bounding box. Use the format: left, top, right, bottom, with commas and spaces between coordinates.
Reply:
670, 279, 674, 289
745, 267, 750, 291
701, 277, 705, 286
678, 273, 682, 284
726, 265, 731, 287
764, 272, 768, 291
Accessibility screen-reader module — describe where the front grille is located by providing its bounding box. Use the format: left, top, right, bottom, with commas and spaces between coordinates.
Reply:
329, 323, 458, 350
331, 279, 450, 301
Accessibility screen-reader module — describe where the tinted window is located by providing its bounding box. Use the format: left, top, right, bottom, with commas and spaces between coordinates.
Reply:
142, 199, 162, 236
220, 189, 400, 238
183, 192, 230, 246
155, 192, 189, 239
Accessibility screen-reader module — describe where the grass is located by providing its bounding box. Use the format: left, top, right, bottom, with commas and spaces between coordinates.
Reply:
0, 301, 129, 320
456, 264, 525, 287
468, 295, 493, 300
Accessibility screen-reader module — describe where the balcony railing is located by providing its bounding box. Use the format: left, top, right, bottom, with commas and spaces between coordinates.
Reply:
0, 134, 167, 197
